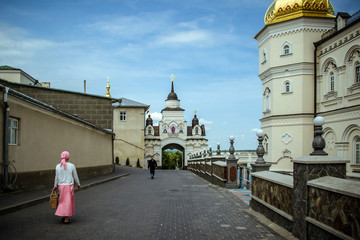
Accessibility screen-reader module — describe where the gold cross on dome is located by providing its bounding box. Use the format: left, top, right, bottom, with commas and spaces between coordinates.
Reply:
170, 74, 175, 82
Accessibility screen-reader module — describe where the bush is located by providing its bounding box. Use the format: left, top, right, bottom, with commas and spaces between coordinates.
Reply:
115, 157, 119, 165
126, 158, 130, 166
136, 158, 140, 167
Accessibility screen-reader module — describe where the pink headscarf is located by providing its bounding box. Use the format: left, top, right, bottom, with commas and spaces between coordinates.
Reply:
60, 151, 70, 170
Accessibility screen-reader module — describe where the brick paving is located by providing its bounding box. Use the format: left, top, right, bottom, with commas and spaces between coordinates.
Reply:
0, 167, 286, 240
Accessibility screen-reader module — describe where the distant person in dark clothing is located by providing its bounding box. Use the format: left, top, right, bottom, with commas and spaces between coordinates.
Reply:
148, 156, 157, 179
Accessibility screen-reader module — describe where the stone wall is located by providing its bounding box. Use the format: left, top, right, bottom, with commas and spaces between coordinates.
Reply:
252, 177, 293, 216
187, 156, 229, 188
307, 176, 360, 239
250, 156, 358, 240
0, 80, 114, 129
251, 171, 294, 232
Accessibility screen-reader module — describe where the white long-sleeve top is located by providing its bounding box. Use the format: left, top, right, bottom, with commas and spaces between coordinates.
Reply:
54, 162, 80, 187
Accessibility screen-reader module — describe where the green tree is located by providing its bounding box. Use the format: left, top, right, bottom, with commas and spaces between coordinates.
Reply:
136, 158, 140, 167
162, 150, 183, 169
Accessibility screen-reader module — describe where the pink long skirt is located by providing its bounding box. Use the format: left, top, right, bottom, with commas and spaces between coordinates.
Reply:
55, 185, 75, 217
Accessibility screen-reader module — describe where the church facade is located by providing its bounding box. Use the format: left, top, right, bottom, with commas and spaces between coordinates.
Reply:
255, 0, 360, 176
144, 76, 208, 168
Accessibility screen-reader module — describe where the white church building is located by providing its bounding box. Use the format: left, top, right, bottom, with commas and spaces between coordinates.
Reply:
144, 76, 208, 168
255, 0, 360, 177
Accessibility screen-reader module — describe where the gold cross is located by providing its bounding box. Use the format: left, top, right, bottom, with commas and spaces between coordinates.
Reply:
170, 74, 175, 82
194, 110, 197, 115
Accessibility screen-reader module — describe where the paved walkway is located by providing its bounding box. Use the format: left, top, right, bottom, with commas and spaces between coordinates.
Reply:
0, 166, 295, 239
0, 165, 129, 215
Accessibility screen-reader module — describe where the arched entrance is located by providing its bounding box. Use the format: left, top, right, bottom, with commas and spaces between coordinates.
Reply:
162, 143, 185, 169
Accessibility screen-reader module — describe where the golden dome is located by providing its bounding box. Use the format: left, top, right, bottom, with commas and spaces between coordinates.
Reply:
265, 0, 335, 25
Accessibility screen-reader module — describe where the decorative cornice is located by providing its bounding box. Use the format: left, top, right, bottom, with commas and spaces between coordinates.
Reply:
318, 28, 360, 58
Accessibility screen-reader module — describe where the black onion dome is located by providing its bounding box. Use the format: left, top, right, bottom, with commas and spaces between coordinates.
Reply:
167, 91, 178, 100
192, 114, 199, 128
167, 80, 178, 100
146, 114, 153, 126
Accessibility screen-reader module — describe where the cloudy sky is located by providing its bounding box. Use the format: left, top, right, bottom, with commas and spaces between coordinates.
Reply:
1, 0, 359, 150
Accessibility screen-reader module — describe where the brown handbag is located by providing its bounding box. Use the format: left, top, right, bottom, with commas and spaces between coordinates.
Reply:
50, 190, 58, 209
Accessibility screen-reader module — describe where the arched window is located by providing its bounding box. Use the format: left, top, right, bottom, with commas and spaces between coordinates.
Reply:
330, 72, 335, 91
282, 80, 292, 93
285, 82, 290, 92
355, 62, 360, 84
281, 41, 292, 56
355, 137, 360, 164
263, 135, 269, 153
264, 88, 271, 112
262, 49, 267, 63
147, 127, 152, 135
284, 45, 290, 55
195, 127, 199, 135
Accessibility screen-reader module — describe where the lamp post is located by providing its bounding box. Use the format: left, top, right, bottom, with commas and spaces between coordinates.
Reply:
310, 116, 328, 156
250, 129, 271, 172
209, 146, 212, 156
228, 136, 235, 160
217, 143, 221, 155
255, 130, 265, 164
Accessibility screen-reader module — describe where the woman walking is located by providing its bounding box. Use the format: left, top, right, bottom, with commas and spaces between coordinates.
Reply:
53, 151, 81, 223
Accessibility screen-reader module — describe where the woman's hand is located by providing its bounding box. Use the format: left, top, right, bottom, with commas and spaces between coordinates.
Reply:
52, 187, 57, 192
78, 185, 81, 189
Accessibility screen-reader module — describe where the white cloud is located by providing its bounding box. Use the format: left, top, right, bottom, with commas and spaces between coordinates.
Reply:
151, 112, 162, 124
199, 118, 213, 125
155, 30, 214, 46
85, 12, 170, 40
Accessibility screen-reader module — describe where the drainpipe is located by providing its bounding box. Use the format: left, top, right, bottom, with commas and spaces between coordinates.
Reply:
313, 43, 318, 119
2, 87, 11, 191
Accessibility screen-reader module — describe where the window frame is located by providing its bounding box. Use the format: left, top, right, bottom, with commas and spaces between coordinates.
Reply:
9, 117, 19, 145
282, 80, 292, 94
264, 88, 271, 112
284, 45, 290, 55
281, 41, 292, 56
262, 49, 267, 63
355, 137, 360, 165
330, 72, 335, 92
120, 111, 127, 121
355, 62, 360, 84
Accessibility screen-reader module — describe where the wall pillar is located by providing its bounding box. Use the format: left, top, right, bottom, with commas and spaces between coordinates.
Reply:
291, 156, 349, 240
225, 159, 238, 188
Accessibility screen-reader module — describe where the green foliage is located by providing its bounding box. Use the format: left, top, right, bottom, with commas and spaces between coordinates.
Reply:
162, 150, 183, 169
136, 158, 140, 167
126, 157, 130, 166
115, 156, 119, 165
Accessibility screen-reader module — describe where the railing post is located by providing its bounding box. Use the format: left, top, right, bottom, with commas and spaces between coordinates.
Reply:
250, 129, 271, 172
226, 136, 238, 188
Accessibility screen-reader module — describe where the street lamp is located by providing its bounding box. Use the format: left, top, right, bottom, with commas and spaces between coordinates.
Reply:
217, 143, 221, 155
310, 116, 328, 156
255, 129, 266, 164
228, 136, 235, 160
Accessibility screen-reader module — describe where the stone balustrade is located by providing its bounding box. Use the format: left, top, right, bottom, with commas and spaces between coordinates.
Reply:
188, 155, 236, 188
250, 155, 360, 240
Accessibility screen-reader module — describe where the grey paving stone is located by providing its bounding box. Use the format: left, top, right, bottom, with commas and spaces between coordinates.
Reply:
0, 167, 285, 239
